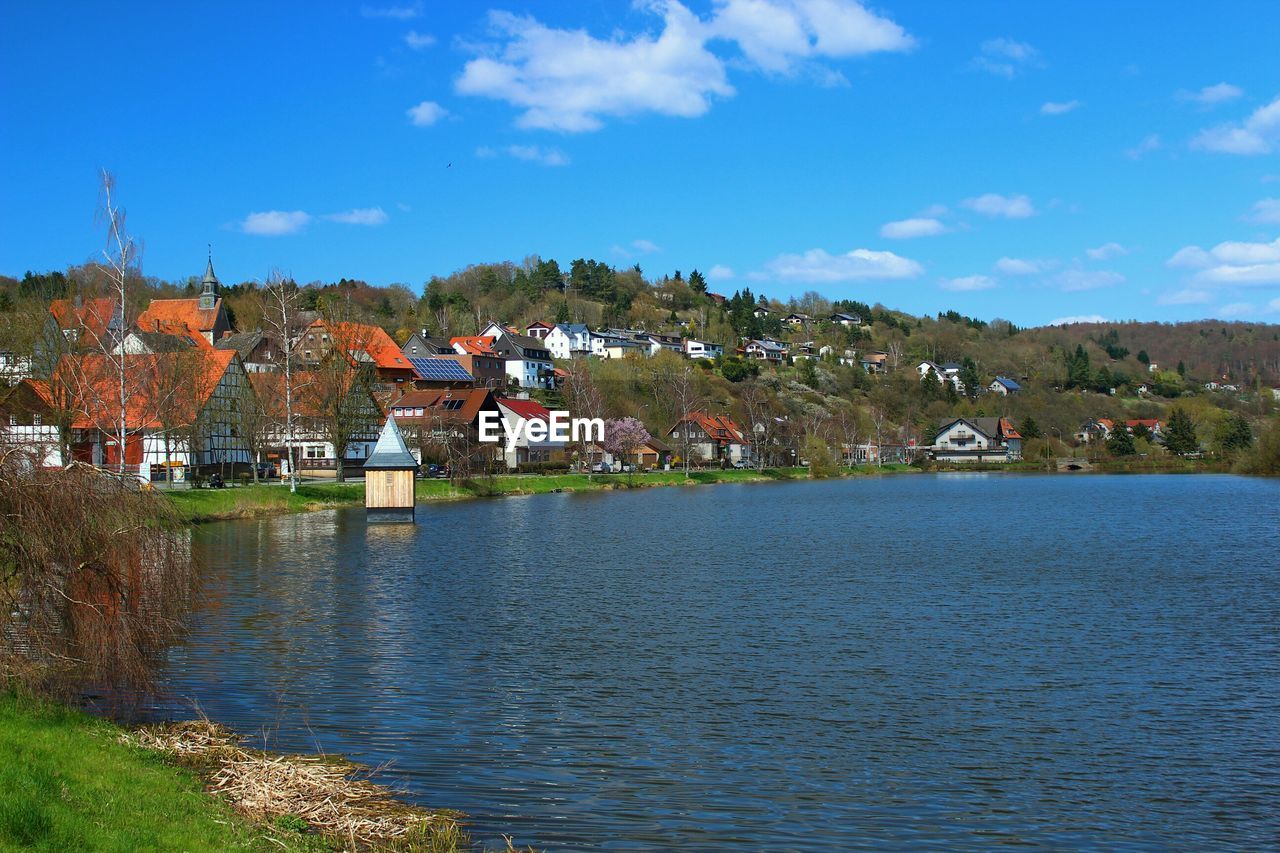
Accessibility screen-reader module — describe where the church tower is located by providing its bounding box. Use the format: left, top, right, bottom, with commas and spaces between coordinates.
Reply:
199, 250, 220, 312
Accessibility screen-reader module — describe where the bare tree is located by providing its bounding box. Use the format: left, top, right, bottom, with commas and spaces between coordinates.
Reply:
832, 399, 866, 467
869, 404, 889, 467
739, 379, 778, 471
298, 319, 380, 482
561, 357, 605, 478
650, 357, 704, 477
94, 171, 138, 475
261, 272, 305, 491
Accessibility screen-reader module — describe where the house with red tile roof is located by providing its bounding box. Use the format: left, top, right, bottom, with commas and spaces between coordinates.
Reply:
666, 412, 751, 465
248, 371, 384, 474
294, 319, 416, 384
135, 258, 231, 345
49, 296, 123, 349
450, 335, 500, 357
53, 349, 250, 474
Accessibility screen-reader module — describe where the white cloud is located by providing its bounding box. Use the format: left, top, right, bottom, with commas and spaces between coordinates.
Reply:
1179, 82, 1243, 106
1086, 242, 1128, 261
1048, 315, 1107, 326
1167, 236, 1280, 286
1125, 133, 1161, 160
707, 264, 735, 280
406, 100, 447, 126
972, 37, 1040, 78
324, 207, 389, 226
360, 3, 421, 20
456, 5, 733, 132
506, 144, 570, 166
763, 247, 923, 282
1167, 245, 1213, 268
1218, 301, 1256, 317
994, 257, 1046, 275
1157, 288, 1211, 305
1191, 95, 1280, 155
939, 275, 996, 292
1040, 99, 1080, 115
240, 210, 311, 236
709, 0, 915, 75
1269, 297, 1280, 312
455, 1, 914, 132
630, 238, 661, 254
1245, 198, 1280, 225
962, 193, 1036, 219
879, 217, 947, 239
404, 30, 436, 50
1057, 269, 1125, 292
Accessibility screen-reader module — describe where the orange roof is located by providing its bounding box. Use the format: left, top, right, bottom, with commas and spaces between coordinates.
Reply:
390, 388, 497, 426
310, 320, 410, 372
999, 417, 1023, 440
49, 297, 118, 342
450, 336, 500, 357
59, 350, 235, 430
671, 412, 749, 445
136, 297, 222, 335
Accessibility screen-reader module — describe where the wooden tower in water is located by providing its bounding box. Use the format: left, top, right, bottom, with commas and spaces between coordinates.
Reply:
364, 414, 417, 522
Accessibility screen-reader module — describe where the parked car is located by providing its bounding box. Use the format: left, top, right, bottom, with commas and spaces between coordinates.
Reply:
591, 462, 610, 473
253, 463, 276, 479
732, 460, 748, 469
425, 464, 449, 478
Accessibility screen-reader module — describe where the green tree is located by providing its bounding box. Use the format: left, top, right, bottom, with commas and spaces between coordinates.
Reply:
554, 301, 570, 323
688, 269, 707, 294
958, 357, 981, 400
1020, 416, 1042, 439
1214, 412, 1253, 453
804, 435, 839, 479
1106, 424, 1136, 456
1164, 407, 1199, 455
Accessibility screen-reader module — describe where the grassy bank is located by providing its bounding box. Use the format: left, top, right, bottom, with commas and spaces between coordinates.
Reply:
166, 483, 365, 522
0, 694, 277, 850
0, 693, 478, 851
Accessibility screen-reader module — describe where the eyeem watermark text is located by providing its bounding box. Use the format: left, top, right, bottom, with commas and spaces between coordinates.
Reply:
478, 411, 604, 450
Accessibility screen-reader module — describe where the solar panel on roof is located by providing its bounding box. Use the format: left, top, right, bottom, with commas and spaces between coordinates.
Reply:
408, 357, 473, 382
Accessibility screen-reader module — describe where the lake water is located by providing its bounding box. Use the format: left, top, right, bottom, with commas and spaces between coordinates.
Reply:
154, 474, 1280, 850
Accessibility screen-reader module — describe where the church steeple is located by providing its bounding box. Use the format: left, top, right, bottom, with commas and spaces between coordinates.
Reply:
200, 246, 219, 311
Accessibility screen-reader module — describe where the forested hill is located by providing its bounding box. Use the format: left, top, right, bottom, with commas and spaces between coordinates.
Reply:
4, 260, 1280, 388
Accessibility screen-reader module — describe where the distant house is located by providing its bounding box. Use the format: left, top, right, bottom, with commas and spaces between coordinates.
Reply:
791, 343, 819, 361
401, 331, 454, 359
828, 312, 862, 326
782, 313, 813, 326
250, 372, 383, 473
592, 333, 645, 360
1075, 418, 1113, 444
860, 351, 889, 374
49, 296, 123, 349
404, 357, 474, 389
666, 412, 751, 465
744, 339, 788, 363
917, 360, 963, 392
444, 336, 508, 388
388, 387, 503, 460
684, 339, 723, 359
525, 321, 555, 340
1125, 418, 1164, 439
135, 258, 231, 345
295, 320, 416, 384
215, 329, 286, 373
118, 328, 206, 355
930, 417, 1023, 463
752, 305, 776, 319
0, 350, 31, 384
819, 345, 858, 366
479, 320, 521, 340
706, 292, 727, 306
0, 380, 62, 467
544, 323, 593, 359
645, 333, 684, 357
495, 397, 564, 469
493, 333, 555, 389
989, 376, 1022, 396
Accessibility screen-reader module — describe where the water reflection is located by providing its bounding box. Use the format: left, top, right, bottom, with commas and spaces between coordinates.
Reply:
155, 475, 1280, 850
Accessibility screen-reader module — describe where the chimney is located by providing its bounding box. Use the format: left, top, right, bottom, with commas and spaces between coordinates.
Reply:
222, 330, 233, 340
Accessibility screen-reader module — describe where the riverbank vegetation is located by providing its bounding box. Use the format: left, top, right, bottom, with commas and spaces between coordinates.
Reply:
0, 694, 484, 851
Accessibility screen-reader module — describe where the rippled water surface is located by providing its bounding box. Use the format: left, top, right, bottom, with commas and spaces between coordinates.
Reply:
155, 474, 1280, 850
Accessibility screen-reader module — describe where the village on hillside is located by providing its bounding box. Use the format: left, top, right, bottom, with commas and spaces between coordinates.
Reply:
1, 255, 1276, 483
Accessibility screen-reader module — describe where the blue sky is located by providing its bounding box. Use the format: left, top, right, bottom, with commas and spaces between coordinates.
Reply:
2, 1, 1279, 327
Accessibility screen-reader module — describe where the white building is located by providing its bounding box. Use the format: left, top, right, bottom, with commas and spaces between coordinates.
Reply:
544, 323, 593, 359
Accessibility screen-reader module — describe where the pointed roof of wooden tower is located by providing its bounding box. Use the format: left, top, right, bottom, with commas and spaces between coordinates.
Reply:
363, 414, 418, 470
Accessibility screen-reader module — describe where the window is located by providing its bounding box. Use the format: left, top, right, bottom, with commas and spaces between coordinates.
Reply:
305, 445, 326, 459
414, 407, 423, 416
394, 407, 405, 416
304, 350, 313, 359
7, 415, 14, 427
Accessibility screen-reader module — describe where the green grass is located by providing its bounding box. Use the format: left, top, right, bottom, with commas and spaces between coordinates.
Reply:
0, 694, 284, 851
165, 483, 365, 522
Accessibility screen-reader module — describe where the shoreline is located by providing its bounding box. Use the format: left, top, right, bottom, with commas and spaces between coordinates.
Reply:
0, 692, 491, 851
164, 458, 1234, 524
